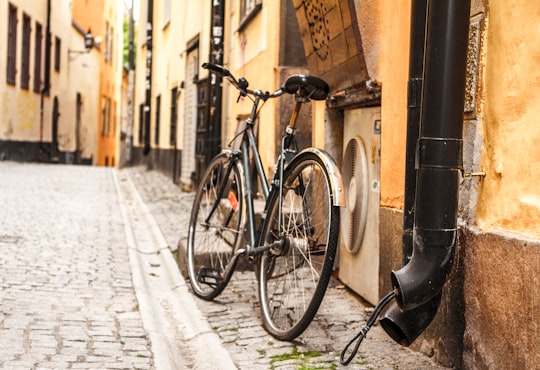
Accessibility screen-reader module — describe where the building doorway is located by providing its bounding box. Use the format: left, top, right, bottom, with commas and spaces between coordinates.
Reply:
180, 40, 200, 190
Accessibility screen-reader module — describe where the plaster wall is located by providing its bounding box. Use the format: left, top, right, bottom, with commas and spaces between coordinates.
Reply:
0, 1, 48, 143
134, 0, 147, 149
370, 0, 410, 210
66, 40, 101, 161
150, 0, 209, 151
147, 0, 174, 150
476, 0, 540, 238
461, 2, 540, 368
73, 0, 123, 166
97, 0, 124, 166
51, 1, 79, 154
225, 0, 280, 174
133, 0, 210, 153
0, 0, 101, 163
72, 0, 105, 38
463, 229, 540, 369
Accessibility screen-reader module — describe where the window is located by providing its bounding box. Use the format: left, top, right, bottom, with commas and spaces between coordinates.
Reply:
6, 3, 18, 85
21, 13, 31, 89
163, 0, 171, 28
240, 0, 262, 21
101, 97, 107, 135
239, 0, 262, 29
106, 98, 111, 135
241, 0, 257, 17
104, 22, 109, 61
170, 87, 178, 145
54, 36, 61, 72
34, 21, 42, 93
154, 95, 161, 145
138, 104, 144, 144
195, 81, 208, 158
110, 26, 114, 65
101, 97, 112, 136
112, 100, 116, 135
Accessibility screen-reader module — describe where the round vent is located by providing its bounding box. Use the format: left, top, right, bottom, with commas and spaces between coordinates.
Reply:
340, 136, 369, 254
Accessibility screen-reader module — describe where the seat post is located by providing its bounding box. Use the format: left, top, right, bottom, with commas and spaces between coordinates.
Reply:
287, 100, 303, 131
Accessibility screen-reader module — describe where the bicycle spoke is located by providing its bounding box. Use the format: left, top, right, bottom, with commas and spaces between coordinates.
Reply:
259, 154, 339, 340
186, 154, 244, 300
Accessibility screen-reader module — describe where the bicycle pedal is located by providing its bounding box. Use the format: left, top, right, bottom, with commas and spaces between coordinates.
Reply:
197, 267, 223, 286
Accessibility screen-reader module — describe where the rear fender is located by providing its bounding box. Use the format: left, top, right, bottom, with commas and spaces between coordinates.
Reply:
290, 148, 345, 207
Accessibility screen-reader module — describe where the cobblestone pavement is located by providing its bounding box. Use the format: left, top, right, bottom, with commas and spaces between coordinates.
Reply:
126, 165, 449, 370
0, 161, 450, 369
0, 162, 153, 369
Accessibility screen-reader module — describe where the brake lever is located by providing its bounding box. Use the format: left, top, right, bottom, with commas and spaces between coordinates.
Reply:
236, 92, 246, 103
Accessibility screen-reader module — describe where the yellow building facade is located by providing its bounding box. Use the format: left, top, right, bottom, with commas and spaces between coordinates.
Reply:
132, 0, 212, 183
72, 0, 124, 167
0, 0, 100, 164
132, 0, 309, 188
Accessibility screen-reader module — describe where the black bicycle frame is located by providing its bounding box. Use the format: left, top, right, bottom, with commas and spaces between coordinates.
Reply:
202, 91, 313, 261
239, 97, 307, 258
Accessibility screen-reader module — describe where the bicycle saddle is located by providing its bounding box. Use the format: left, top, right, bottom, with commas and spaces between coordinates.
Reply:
282, 74, 329, 101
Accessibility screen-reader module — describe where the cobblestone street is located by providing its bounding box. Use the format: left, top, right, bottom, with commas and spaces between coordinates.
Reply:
0, 163, 153, 369
0, 162, 448, 369
126, 165, 449, 370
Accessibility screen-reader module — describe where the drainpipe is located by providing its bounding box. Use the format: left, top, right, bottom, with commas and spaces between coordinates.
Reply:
390, 0, 470, 312
126, 0, 135, 163
341, 1, 470, 362
401, 0, 427, 267
143, 0, 153, 156
378, 0, 441, 346
40, 0, 52, 148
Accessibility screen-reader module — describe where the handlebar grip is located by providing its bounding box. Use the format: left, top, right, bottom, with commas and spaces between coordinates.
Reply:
202, 62, 231, 77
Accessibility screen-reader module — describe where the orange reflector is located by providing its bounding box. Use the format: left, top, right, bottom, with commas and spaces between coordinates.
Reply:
228, 191, 238, 211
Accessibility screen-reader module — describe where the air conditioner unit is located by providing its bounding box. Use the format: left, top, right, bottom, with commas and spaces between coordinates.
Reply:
339, 107, 381, 305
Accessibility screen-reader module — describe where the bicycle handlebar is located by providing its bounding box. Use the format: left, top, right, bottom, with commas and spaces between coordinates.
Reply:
202, 62, 231, 77
202, 62, 284, 101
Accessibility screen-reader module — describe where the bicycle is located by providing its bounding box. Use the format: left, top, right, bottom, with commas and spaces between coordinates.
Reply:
185, 62, 345, 341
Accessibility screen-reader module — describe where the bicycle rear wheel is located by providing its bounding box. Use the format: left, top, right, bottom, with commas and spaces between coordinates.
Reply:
258, 152, 339, 340
186, 153, 244, 300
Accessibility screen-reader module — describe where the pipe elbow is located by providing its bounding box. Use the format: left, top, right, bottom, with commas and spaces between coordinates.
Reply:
391, 228, 455, 311
380, 293, 442, 346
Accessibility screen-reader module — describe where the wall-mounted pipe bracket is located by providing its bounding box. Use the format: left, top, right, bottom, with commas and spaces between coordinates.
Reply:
462, 171, 486, 178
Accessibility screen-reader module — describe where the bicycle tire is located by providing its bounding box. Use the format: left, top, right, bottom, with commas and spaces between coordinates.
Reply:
257, 151, 339, 340
186, 153, 244, 300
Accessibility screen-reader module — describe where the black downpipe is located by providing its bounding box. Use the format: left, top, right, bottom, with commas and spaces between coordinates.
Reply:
40, 0, 52, 148
391, 0, 470, 312
402, 0, 427, 267
379, 0, 437, 346
341, 1, 471, 361
143, 0, 153, 155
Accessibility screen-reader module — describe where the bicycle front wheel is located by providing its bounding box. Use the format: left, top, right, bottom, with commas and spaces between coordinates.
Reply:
258, 152, 339, 340
186, 153, 244, 300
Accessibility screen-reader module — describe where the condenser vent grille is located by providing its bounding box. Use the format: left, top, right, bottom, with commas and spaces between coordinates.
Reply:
340, 136, 369, 254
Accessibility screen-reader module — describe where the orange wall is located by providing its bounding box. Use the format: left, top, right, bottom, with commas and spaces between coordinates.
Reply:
365, 0, 410, 210
72, 0, 105, 37
73, 0, 120, 167
475, 0, 540, 238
